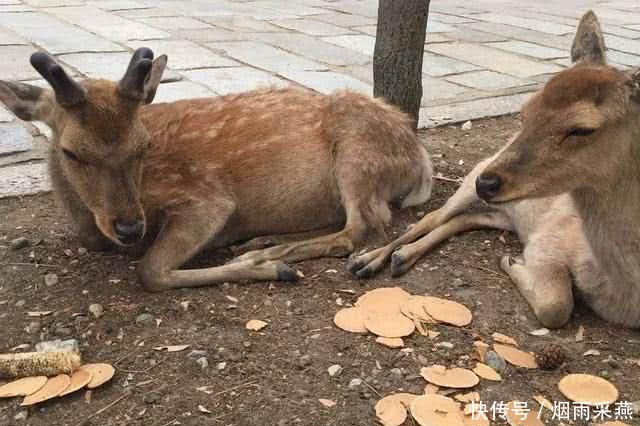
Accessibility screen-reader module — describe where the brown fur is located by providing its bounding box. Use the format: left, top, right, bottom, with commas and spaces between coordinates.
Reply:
0, 54, 432, 291
349, 11, 640, 328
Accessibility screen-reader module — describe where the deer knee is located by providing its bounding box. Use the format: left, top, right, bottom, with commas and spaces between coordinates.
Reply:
533, 299, 573, 329
137, 264, 171, 292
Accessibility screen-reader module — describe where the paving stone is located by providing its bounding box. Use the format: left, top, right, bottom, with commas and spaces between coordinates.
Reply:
248, 33, 370, 66
0, 162, 49, 198
23, 0, 83, 6
422, 75, 469, 105
344, 63, 372, 83
0, 106, 13, 122
425, 33, 453, 44
87, 0, 150, 10
0, 45, 43, 80
472, 13, 575, 35
312, 13, 376, 28
45, 6, 170, 42
129, 40, 238, 69
445, 70, 534, 91
216, 41, 326, 73
0, 4, 35, 12
58, 52, 181, 82
153, 81, 214, 103
249, 1, 323, 16
116, 7, 177, 19
280, 70, 372, 95
459, 21, 574, 49
428, 12, 477, 24
427, 21, 456, 33
423, 52, 481, 77
606, 49, 640, 67
485, 40, 567, 59
320, 0, 378, 18
0, 29, 26, 46
604, 33, 640, 55
0, 12, 122, 54
419, 93, 531, 128
0, 122, 32, 156
270, 18, 355, 36
428, 43, 563, 78
182, 67, 287, 95
202, 16, 287, 33
169, 28, 248, 43
154, 1, 297, 20
604, 26, 640, 39
442, 29, 508, 44
142, 16, 212, 30
322, 34, 375, 56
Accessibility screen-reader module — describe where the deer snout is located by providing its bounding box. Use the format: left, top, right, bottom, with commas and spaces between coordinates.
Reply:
476, 173, 503, 201
114, 218, 145, 245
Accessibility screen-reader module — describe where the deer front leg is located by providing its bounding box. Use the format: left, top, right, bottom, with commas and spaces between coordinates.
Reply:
138, 201, 298, 292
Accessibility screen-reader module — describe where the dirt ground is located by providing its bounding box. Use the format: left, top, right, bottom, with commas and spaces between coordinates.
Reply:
0, 114, 638, 426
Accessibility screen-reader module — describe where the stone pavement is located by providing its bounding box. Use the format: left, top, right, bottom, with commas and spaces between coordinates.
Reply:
1, 0, 640, 197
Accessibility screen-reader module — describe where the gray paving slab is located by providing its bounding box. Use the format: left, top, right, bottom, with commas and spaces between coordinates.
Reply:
201, 16, 288, 33
248, 33, 370, 66
459, 21, 574, 49
0, 45, 43, 80
485, 40, 567, 60
45, 6, 170, 42
0, 106, 14, 123
604, 33, 640, 55
441, 29, 508, 44
421, 75, 469, 105
445, 70, 534, 91
249, 1, 323, 16
270, 18, 356, 36
23, 0, 84, 6
428, 43, 563, 78
0, 29, 27, 46
153, 81, 214, 103
320, 0, 377, 18
0, 12, 123, 54
142, 16, 212, 30
182, 67, 288, 95
606, 49, 640, 67
169, 28, 248, 43
129, 40, 238, 69
423, 52, 481, 77
280, 70, 372, 95
88, 1, 151, 10
116, 7, 177, 19
0, 4, 35, 12
321, 34, 375, 56
471, 13, 575, 35
215, 41, 327, 73
0, 122, 32, 156
311, 13, 376, 28
427, 21, 455, 33
0, 162, 49, 198
428, 12, 477, 25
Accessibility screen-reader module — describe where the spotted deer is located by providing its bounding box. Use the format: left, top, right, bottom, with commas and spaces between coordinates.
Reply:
0, 49, 433, 291
349, 11, 640, 329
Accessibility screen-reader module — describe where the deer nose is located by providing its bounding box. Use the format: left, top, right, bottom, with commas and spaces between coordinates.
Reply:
114, 218, 144, 244
476, 173, 503, 201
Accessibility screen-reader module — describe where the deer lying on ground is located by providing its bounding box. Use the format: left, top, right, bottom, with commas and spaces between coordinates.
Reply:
0, 49, 432, 291
349, 10, 640, 329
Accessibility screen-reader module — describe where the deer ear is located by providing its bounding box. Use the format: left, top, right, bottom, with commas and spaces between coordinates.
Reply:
143, 54, 167, 104
0, 81, 52, 122
571, 10, 607, 65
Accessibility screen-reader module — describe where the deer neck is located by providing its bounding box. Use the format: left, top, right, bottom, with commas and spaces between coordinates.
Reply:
571, 130, 640, 285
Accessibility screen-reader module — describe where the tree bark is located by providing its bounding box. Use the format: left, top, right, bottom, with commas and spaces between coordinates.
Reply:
374, 0, 431, 130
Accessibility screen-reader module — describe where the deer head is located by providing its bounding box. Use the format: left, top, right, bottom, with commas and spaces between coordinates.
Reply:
476, 11, 640, 202
0, 48, 167, 245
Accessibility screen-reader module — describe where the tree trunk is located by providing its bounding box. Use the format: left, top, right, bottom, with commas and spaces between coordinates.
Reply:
374, 0, 431, 130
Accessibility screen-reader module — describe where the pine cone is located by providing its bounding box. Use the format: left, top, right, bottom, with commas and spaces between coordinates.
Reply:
535, 343, 568, 370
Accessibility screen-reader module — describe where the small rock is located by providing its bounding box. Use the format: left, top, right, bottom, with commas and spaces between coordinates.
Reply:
631, 400, 639, 415
88, 303, 104, 319
327, 364, 343, 377
603, 355, 620, 369
196, 357, 209, 369
452, 278, 464, 287
54, 327, 72, 337
64, 249, 74, 257
10, 237, 29, 250
297, 355, 312, 368
44, 273, 59, 287
390, 368, 402, 376
348, 378, 362, 389
25, 321, 40, 334
13, 411, 28, 421
216, 362, 227, 370
136, 313, 153, 324
461, 120, 472, 131
143, 393, 161, 404
436, 342, 454, 349
485, 350, 507, 372
15, 300, 26, 307
77, 247, 88, 256
187, 350, 208, 359
437, 160, 448, 170
417, 355, 429, 365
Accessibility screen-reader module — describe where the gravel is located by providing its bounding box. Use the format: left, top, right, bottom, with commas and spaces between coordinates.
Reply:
196, 357, 209, 369
327, 364, 343, 377
485, 350, 507, 372
10, 237, 29, 250
136, 313, 153, 324
44, 273, 59, 287
88, 303, 104, 319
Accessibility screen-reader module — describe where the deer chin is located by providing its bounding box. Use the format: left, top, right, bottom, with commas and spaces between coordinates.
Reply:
94, 214, 126, 246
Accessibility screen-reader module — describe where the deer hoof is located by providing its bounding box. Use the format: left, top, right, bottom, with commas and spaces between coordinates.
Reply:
346, 255, 365, 275
276, 262, 299, 282
390, 252, 409, 276
355, 265, 374, 279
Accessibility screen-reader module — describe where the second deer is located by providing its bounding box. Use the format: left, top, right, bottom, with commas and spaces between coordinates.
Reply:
349, 11, 640, 329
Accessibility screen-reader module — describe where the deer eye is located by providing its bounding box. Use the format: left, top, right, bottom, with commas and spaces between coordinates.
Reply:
62, 148, 82, 163
567, 128, 596, 138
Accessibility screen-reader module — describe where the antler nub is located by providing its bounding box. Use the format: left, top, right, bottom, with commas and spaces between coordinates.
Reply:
30, 51, 85, 106
118, 47, 155, 101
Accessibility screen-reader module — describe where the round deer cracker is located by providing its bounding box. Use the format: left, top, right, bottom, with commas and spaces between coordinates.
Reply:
80, 363, 115, 389
21, 374, 70, 406
558, 374, 618, 406
420, 296, 472, 327
60, 368, 93, 396
376, 337, 405, 348
492, 332, 518, 346
410, 394, 465, 426
494, 344, 538, 369
333, 307, 368, 333
376, 398, 406, 426
356, 287, 411, 315
400, 296, 437, 323
364, 313, 415, 338
0, 376, 47, 398
462, 409, 490, 426
385, 393, 419, 407
246, 319, 268, 331
505, 401, 544, 426
472, 363, 502, 381
420, 365, 479, 389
